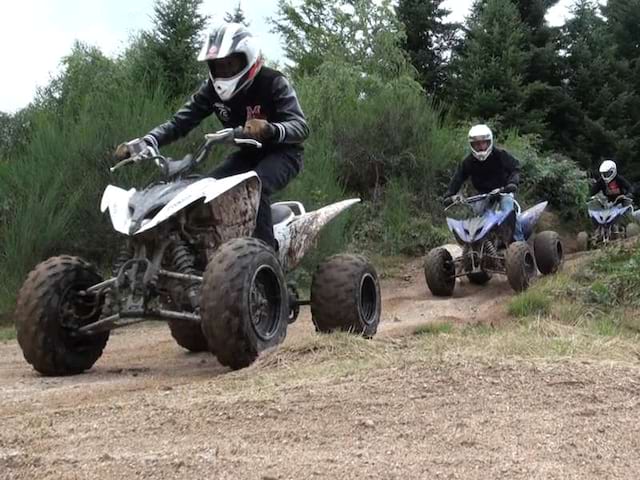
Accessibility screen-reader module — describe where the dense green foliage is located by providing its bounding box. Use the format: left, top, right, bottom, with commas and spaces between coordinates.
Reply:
396, 0, 459, 97
0, 0, 635, 316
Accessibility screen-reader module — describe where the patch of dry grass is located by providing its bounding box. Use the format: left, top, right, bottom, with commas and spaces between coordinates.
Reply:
207, 319, 640, 403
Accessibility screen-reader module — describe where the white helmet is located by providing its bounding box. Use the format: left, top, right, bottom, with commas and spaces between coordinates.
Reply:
468, 124, 494, 162
599, 160, 617, 183
198, 23, 263, 101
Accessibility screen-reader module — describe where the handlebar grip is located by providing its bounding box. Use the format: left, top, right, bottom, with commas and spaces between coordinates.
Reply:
232, 126, 245, 138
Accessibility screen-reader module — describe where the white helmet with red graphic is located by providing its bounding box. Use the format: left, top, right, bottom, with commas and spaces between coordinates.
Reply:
198, 23, 263, 101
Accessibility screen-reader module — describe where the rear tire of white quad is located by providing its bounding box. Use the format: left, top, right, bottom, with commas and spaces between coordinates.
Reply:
424, 248, 456, 297
626, 223, 640, 238
168, 321, 208, 353
576, 232, 589, 252
505, 242, 537, 292
310, 254, 381, 338
534, 231, 564, 275
15, 256, 109, 376
200, 238, 288, 370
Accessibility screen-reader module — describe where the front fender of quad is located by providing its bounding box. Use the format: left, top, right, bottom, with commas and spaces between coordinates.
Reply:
518, 201, 548, 240
100, 185, 137, 235
276, 199, 360, 272
101, 172, 261, 238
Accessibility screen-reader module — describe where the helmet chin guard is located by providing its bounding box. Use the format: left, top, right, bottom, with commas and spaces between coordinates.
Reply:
198, 23, 263, 101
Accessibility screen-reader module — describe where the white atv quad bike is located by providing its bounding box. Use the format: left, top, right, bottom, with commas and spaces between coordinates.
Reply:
14, 128, 381, 375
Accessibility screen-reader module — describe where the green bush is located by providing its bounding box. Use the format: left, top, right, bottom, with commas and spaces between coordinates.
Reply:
508, 290, 551, 318
501, 132, 590, 220
346, 177, 449, 255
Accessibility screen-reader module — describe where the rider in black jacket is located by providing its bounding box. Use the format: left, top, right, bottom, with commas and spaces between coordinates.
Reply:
590, 160, 634, 202
445, 125, 520, 199
115, 23, 309, 250
444, 124, 523, 241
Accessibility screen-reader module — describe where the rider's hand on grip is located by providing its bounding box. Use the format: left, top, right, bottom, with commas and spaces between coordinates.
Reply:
114, 143, 131, 161
243, 119, 276, 142
114, 138, 150, 162
443, 195, 455, 207
503, 183, 517, 194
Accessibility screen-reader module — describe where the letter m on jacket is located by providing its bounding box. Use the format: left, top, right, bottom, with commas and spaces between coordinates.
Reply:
246, 105, 264, 120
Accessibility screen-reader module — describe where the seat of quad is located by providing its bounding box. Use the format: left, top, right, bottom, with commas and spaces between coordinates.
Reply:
271, 204, 294, 225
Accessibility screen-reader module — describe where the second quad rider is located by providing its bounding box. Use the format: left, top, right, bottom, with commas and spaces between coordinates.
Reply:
115, 22, 309, 251
444, 124, 523, 241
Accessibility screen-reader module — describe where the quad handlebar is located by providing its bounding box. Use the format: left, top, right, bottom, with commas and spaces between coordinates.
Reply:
110, 127, 262, 177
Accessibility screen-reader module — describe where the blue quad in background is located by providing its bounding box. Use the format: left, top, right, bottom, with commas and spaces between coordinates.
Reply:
576, 194, 640, 251
424, 189, 564, 295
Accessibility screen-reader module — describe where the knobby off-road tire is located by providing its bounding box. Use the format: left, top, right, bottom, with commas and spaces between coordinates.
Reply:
534, 231, 564, 275
168, 321, 208, 353
505, 242, 537, 292
310, 254, 381, 338
15, 256, 109, 376
200, 238, 288, 370
424, 247, 455, 297
576, 232, 589, 252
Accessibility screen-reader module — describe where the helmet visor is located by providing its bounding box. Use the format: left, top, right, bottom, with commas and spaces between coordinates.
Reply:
602, 168, 615, 180
470, 139, 491, 153
208, 53, 247, 79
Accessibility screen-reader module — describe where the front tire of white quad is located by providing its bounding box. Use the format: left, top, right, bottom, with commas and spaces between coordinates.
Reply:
310, 254, 381, 338
576, 231, 589, 252
505, 242, 537, 292
534, 231, 564, 275
168, 321, 208, 353
15, 256, 109, 376
626, 223, 640, 238
424, 247, 456, 297
200, 238, 288, 370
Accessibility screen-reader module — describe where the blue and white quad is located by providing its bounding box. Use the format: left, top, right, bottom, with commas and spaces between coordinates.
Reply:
576, 194, 640, 251
424, 188, 564, 295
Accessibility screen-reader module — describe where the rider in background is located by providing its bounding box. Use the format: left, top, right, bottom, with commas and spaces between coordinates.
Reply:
590, 160, 634, 203
114, 23, 309, 250
443, 124, 524, 241
444, 124, 520, 203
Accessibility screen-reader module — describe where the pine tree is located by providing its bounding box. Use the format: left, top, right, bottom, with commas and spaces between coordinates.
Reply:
396, 0, 459, 97
132, 0, 209, 99
224, 1, 250, 26
599, 0, 640, 178
559, 0, 616, 169
451, 0, 544, 135
271, 0, 407, 79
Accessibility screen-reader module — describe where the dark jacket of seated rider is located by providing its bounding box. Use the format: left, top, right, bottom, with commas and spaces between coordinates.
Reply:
445, 125, 521, 198
590, 160, 633, 203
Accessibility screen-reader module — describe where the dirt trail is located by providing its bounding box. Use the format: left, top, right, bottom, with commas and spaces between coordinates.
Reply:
1, 252, 639, 479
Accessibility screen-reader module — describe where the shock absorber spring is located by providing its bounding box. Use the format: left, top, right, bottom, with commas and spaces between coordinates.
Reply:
169, 241, 200, 310
482, 240, 498, 270
484, 240, 497, 257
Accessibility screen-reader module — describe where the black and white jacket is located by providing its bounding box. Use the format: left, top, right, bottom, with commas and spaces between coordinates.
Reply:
145, 67, 309, 151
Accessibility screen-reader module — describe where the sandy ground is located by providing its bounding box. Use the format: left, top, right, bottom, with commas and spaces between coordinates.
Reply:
1, 253, 639, 479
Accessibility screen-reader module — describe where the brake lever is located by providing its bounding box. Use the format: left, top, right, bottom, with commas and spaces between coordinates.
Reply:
110, 157, 135, 172
234, 138, 263, 148
109, 146, 159, 172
